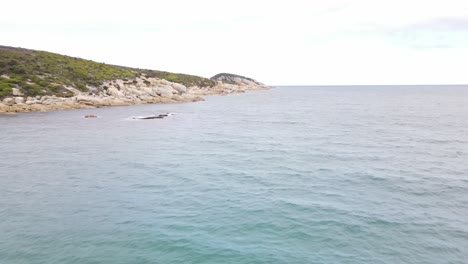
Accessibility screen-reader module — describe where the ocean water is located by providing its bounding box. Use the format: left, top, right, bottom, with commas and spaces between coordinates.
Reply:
1, 85, 468, 264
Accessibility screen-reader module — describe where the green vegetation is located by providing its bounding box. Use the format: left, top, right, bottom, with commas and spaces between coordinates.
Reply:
0, 82, 12, 98
0, 45, 214, 98
139, 69, 215, 88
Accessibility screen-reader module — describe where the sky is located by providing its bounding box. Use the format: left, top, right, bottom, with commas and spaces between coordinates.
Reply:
1, 0, 468, 85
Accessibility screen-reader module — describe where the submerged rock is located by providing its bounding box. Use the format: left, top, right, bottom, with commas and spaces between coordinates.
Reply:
135, 115, 164, 120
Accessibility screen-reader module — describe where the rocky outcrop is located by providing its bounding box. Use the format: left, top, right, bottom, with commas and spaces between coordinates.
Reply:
0, 74, 270, 113
211, 73, 265, 86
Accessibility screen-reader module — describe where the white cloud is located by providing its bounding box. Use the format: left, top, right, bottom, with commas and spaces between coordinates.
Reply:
2, 0, 468, 84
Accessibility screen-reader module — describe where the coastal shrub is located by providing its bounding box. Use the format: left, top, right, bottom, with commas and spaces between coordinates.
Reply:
141, 69, 215, 87
39, 80, 48, 87
61, 90, 74, 97
0, 82, 13, 97
0, 45, 215, 99
50, 85, 73, 97
11, 65, 26, 74
8, 59, 18, 66
22, 83, 44, 96
48, 84, 60, 92
75, 82, 88, 91
0, 61, 6, 69
4, 77, 22, 85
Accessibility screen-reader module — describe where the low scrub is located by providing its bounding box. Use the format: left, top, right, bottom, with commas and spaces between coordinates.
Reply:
0, 46, 215, 99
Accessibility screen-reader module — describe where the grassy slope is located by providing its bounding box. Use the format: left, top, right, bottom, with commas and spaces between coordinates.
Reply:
0, 46, 215, 98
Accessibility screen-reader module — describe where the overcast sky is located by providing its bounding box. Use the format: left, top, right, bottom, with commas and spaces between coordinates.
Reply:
2, 0, 468, 85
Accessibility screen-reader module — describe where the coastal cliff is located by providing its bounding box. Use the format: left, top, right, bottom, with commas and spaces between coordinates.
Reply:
0, 46, 269, 113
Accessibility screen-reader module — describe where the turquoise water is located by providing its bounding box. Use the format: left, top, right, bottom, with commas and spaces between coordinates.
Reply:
1, 86, 468, 263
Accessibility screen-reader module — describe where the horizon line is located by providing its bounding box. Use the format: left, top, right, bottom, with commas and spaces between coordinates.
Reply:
271, 84, 468, 87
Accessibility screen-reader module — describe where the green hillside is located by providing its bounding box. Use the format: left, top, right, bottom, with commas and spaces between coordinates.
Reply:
0, 46, 215, 98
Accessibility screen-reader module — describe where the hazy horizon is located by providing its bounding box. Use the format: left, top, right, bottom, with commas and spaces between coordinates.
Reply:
274, 84, 468, 86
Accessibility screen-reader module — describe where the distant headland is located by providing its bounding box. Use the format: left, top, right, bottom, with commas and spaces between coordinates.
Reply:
0, 46, 270, 113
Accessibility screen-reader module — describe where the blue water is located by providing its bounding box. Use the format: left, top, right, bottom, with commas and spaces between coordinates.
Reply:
1, 86, 468, 264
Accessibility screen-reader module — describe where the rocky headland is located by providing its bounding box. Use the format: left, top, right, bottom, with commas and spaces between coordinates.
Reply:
0, 46, 270, 113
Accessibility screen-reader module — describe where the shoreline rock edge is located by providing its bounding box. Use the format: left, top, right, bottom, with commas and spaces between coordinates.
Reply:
0, 76, 270, 113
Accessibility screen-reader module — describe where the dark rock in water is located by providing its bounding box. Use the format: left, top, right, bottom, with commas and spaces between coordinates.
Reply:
84, 114, 97, 118
136, 116, 164, 120
133, 113, 174, 120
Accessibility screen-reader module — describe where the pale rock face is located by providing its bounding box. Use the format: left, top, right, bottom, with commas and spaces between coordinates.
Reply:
0, 75, 269, 113
76, 95, 102, 106
64, 86, 82, 95
137, 95, 155, 102
142, 87, 156, 96
26, 99, 41, 105
171, 94, 182, 101
130, 89, 146, 96
42, 96, 65, 105
0, 103, 7, 113
14, 97, 24, 104
159, 79, 172, 86
107, 87, 124, 98
171, 83, 187, 94
3, 98, 15, 106
40, 99, 52, 105
154, 86, 175, 98
12, 88, 24, 96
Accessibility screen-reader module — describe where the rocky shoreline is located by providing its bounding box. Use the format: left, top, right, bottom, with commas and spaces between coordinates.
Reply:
0, 76, 269, 113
